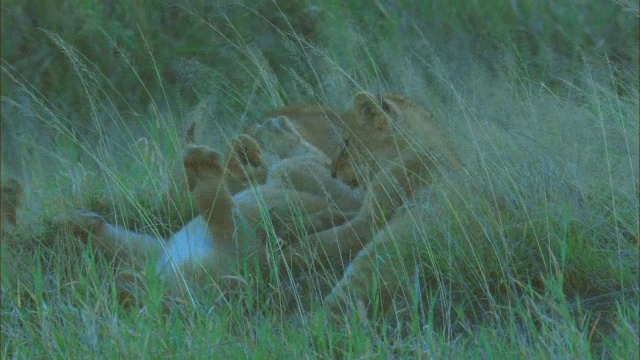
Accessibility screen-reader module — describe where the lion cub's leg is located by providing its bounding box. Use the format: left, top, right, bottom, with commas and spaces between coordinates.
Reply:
286, 152, 431, 269
224, 134, 269, 194
268, 159, 363, 213
183, 145, 236, 245
281, 167, 400, 270
63, 210, 163, 263
323, 213, 416, 316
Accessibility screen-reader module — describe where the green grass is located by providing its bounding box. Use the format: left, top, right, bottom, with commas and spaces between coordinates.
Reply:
2, 0, 638, 358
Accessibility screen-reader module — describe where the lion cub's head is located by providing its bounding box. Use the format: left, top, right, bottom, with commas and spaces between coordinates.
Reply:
332, 92, 460, 187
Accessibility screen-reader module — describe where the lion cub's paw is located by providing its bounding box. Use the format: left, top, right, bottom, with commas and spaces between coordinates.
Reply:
184, 145, 223, 172
183, 145, 225, 190
226, 134, 265, 168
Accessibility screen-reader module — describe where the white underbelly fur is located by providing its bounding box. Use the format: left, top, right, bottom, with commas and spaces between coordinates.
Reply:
156, 216, 213, 273
154, 191, 253, 274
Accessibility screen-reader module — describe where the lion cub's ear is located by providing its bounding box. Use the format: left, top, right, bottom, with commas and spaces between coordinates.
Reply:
352, 92, 391, 130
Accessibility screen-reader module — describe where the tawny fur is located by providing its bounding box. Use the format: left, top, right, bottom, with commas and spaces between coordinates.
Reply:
281, 92, 462, 314
61, 92, 461, 316
63, 115, 362, 295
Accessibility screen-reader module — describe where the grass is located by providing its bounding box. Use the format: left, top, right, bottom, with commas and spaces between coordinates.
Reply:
2, 0, 638, 358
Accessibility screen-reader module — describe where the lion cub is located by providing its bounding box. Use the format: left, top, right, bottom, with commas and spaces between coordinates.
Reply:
281, 92, 462, 314
64, 116, 361, 292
